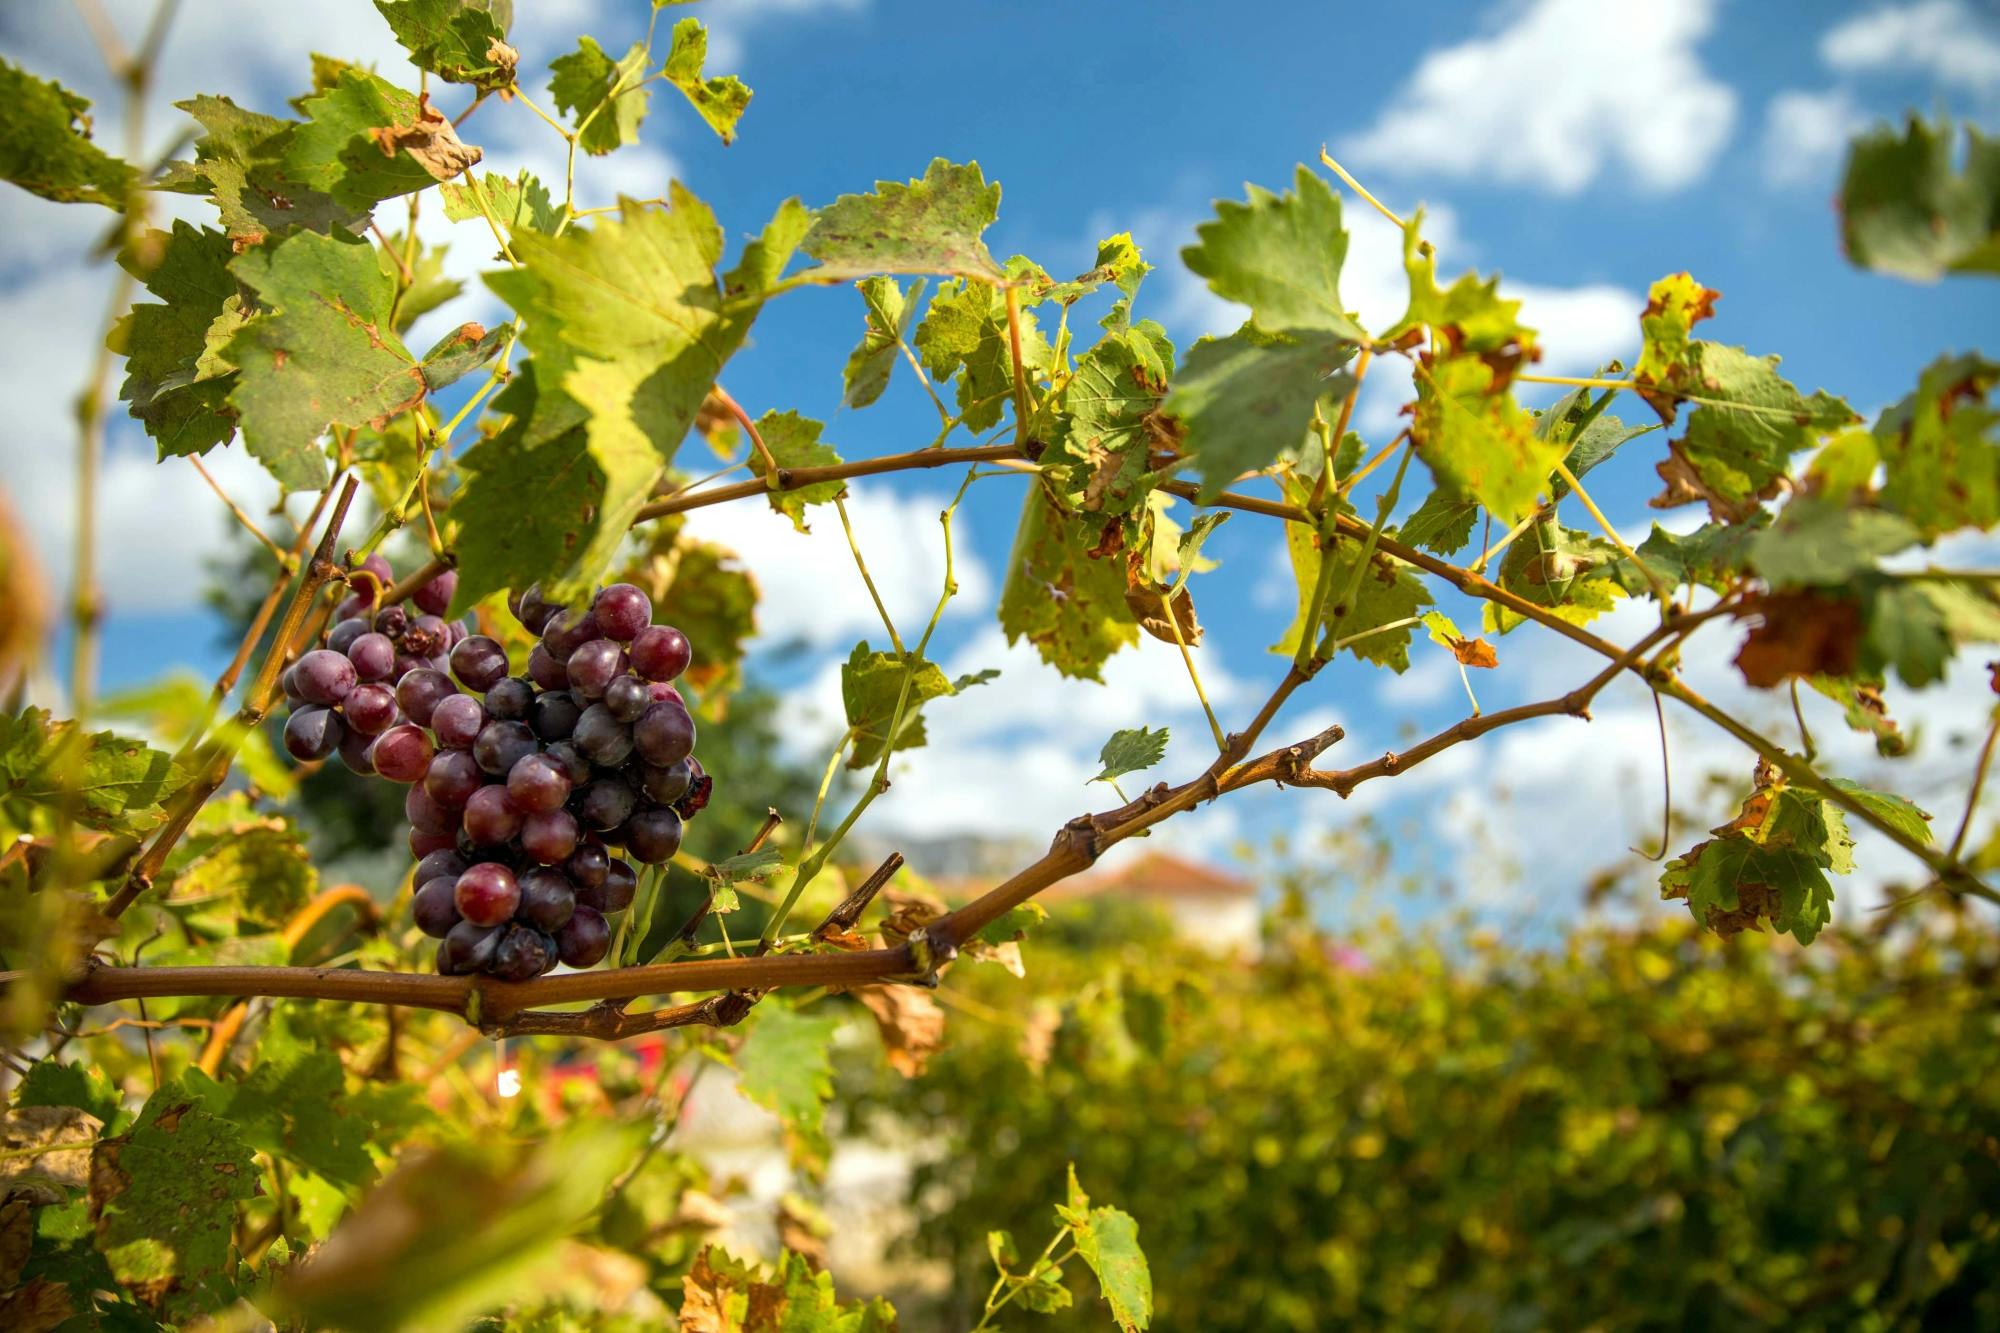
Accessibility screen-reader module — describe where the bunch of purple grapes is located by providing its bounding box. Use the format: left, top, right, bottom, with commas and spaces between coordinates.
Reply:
279, 562, 710, 982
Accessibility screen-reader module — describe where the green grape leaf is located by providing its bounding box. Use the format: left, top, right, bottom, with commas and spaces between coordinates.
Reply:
1631, 271, 1720, 418
16, 1061, 125, 1133
710, 847, 784, 885
1807, 675, 1908, 758
1650, 344, 1857, 522
735, 1006, 841, 1171
1060, 1165, 1153, 1332
227, 229, 424, 491
973, 901, 1048, 950
159, 794, 317, 933
418, 320, 506, 394
999, 489, 1139, 680
1488, 522, 1624, 634
1840, 115, 2000, 281
159, 95, 368, 245
803, 157, 1005, 281
1181, 164, 1366, 340
438, 168, 558, 233
1662, 837, 1833, 946
1165, 326, 1356, 502
1398, 487, 1480, 556
1749, 499, 1921, 588
1872, 352, 2000, 538
680, 1248, 898, 1332
109, 221, 241, 462
661, 17, 751, 144
0, 58, 136, 207
1387, 207, 1539, 358
548, 37, 650, 157
839, 641, 992, 769
1864, 576, 2000, 687
374, 0, 518, 92
1539, 386, 1657, 499
913, 275, 1053, 432
373, 231, 463, 334
283, 67, 482, 209
0, 708, 186, 836
1613, 518, 1762, 599
1413, 353, 1557, 525
1047, 321, 1176, 515
96, 675, 294, 801
181, 1045, 377, 1191
747, 410, 843, 532
1273, 524, 1431, 667
89, 1086, 259, 1317
1421, 610, 1498, 668
1093, 726, 1169, 786
840, 276, 924, 409
1825, 778, 1933, 847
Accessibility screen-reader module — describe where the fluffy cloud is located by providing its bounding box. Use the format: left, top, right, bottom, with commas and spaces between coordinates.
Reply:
1761, 88, 1867, 189
1339, 0, 1736, 195
1821, 0, 2000, 90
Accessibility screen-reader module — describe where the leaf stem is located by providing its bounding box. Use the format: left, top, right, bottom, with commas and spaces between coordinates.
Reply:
1318, 146, 1405, 227
835, 497, 903, 655
189, 458, 288, 567
1949, 711, 2000, 861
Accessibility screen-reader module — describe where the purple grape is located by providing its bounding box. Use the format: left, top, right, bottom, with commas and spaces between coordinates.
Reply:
281, 663, 306, 705
527, 643, 570, 691
283, 706, 341, 761
625, 805, 684, 865
425, 749, 485, 808
485, 676, 534, 721
445, 619, 469, 648
413, 567, 458, 616
414, 848, 469, 886
647, 681, 685, 706
521, 808, 580, 865
630, 625, 691, 682
337, 727, 376, 774
463, 783, 523, 846
374, 604, 409, 639
602, 675, 649, 723
346, 632, 397, 683
600, 858, 638, 913
573, 703, 635, 767
409, 826, 456, 858
566, 639, 623, 699
510, 583, 562, 634
395, 668, 456, 728
430, 693, 486, 750
328, 616, 371, 655
565, 842, 610, 890
406, 783, 455, 836
473, 719, 537, 777
341, 682, 395, 736
391, 653, 428, 682
490, 925, 553, 981
640, 758, 695, 805
557, 906, 610, 968
349, 552, 394, 605
633, 700, 695, 767
438, 920, 501, 974
576, 777, 637, 831
530, 689, 583, 741
413, 876, 461, 938
448, 635, 509, 692
517, 868, 577, 932
293, 649, 357, 706
335, 592, 368, 623
402, 614, 448, 659
541, 607, 600, 659
544, 740, 593, 786
593, 583, 652, 641
506, 752, 571, 813
454, 862, 519, 926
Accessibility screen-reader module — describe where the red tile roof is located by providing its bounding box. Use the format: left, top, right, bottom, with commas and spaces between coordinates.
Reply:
1053, 850, 1255, 902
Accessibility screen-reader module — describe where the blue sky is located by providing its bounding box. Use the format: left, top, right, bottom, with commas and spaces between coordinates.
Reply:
3, 0, 1996, 917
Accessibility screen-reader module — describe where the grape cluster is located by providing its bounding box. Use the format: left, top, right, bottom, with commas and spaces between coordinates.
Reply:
279, 562, 710, 981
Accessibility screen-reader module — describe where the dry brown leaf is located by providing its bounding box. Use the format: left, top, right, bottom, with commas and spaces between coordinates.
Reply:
856, 985, 946, 1078
1733, 591, 1863, 687
0, 1107, 96, 1191
368, 93, 482, 182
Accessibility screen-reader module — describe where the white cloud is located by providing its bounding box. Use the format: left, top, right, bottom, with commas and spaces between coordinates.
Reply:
1339, 0, 1737, 195
698, 0, 871, 70
1821, 0, 2000, 90
1761, 88, 1867, 189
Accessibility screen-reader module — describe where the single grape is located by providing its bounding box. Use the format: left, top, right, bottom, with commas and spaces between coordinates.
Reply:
337, 728, 377, 775
282, 706, 342, 761
507, 752, 571, 813
409, 826, 456, 858
544, 740, 593, 787
510, 583, 561, 635
565, 841, 610, 890
633, 700, 695, 767
625, 804, 684, 865
444, 620, 469, 649
413, 876, 462, 938
438, 920, 501, 975
640, 758, 695, 805
334, 592, 368, 623
473, 719, 538, 777
339, 683, 393, 736
520, 808, 580, 865
566, 639, 624, 699
350, 552, 394, 605
328, 616, 371, 656
485, 676, 534, 721
281, 663, 306, 705
629, 625, 691, 682
405, 782, 456, 836
374, 604, 409, 639
517, 867, 577, 932
557, 906, 610, 968
345, 632, 397, 683
647, 681, 685, 707
448, 635, 509, 692
575, 777, 638, 831
414, 847, 469, 886
430, 693, 486, 750
593, 583, 652, 641
424, 749, 485, 808
401, 614, 448, 659
454, 862, 519, 927
391, 653, 428, 682
603, 674, 650, 723
394, 668, 457, 728
573, 703, 635, 767
490, 924, 553, 981
463, 783, 524, 846
526, 643, 570, 691
412, 567, 458, 616
541, 607, 601, 659
599, 858, 638, 913
529, 689, 583, 741
293, 649, 357, 706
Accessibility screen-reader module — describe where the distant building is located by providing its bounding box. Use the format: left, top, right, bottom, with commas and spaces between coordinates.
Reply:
1054, 850, 1261, 955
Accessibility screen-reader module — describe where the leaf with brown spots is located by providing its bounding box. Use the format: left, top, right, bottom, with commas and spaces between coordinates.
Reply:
1732, 590, 1864, 687
285, 69, 482, 208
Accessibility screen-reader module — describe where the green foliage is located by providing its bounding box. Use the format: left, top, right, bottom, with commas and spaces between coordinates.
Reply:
999, 489, 1139, 680
839, 276, 925, 409
915, 273, 1052, 431
748, 410, 843, 531
661, 17, 752, 144
1840, 115, 2000, 281
1180, 165, 1366, 341
0, 58, 135, 207
375, 0, 518, 92
735, 1005, 841, 1170
284, 66, 483, 209
803, 157, 1005, 281
111, 222, 244, 461
1165, 326, 1356, 502
1093, 725, 1169, 787
0, 707, 185, 836
160, 94, 368, 244
547, 36, 650, 156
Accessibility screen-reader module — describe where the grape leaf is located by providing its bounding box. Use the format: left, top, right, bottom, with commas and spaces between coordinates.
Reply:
661, 17, 751, 144
1180, 164, 1365, 340
1093, 726, 1169, 786
1840, 115, 2000, 281
735, 1007, 841, 1171
840, 641, 992, 768
109, 221, 241, 462
374, 0, 518, 92
227, 229, 425, 490
1398, 487, 1480, 556
1825, 778, 1933, 848
160, 794, 317, 933
284, 67, 482, 209
1614, 518, 1762, 599
372, 229, 462, 334
748, 410, 843, 532
1165, 326, 1357, 502
0, 59, 135, 207
1420, 610, 1497, 668
1059, 1165, 1153, 1332
1487, 522, 1624, 634
0, 708, 186, 836
16, 1061, 124, 1133
89, 1086, 259, 1317
1272, 520, 1431, 667
999, 489, 1140, 680
1871, 352, 2000, 539
1861, 576, 2000, 688
1662, 836, 1833, 946
652, 539, 759, 706
1413, 349, 1556, 525
160, 95, 367, 245
710, 847, 784, 885
803, 157, 1005, 282
1539, 385, 1657, 499
1632, 271, 1719, 418
680, 1247, 898, 1333
1807, 675, 1908, 758
1047, 321, 1176, 515
438, 168, 558, 233
914, 275, 1053, 432
418, 320, 506, 394
840, 276, 924, 410
548, 37, 650, 157
182, 1045, 377, 1191
1749, 499, 1921, 589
